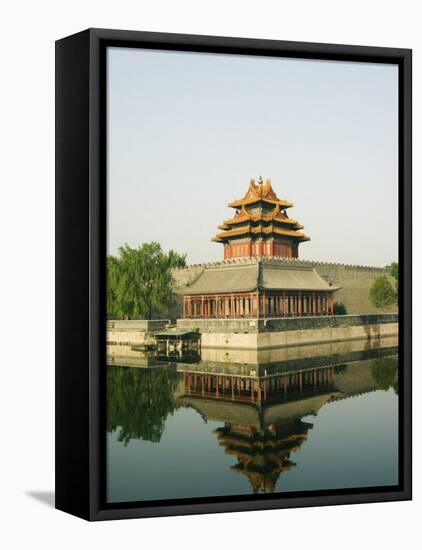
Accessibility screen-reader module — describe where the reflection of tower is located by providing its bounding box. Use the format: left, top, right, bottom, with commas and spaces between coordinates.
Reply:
176, 364, 340, 494
180, 365, 337, 405
214, 419, 313, 493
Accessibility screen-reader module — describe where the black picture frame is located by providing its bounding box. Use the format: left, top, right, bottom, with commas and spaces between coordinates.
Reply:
55, 28, 412, 521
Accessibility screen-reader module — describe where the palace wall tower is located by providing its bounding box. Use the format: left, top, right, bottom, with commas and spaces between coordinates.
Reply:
212, 176, 309, 260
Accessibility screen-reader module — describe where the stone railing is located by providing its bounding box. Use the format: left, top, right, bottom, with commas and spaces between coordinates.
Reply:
176, 313, 398, 334
107, 319, 171, 332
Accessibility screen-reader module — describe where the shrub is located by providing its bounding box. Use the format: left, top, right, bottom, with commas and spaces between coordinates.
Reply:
369, 275, 396, 310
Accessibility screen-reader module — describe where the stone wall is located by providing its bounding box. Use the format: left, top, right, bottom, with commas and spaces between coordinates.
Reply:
176, 313, 398, 333
176, 314, 398, 350
304, 261, 397, 314
107, 319, 170, 346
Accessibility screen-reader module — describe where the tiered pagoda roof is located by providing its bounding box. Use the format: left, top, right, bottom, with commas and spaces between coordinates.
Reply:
212, 176, 310, 245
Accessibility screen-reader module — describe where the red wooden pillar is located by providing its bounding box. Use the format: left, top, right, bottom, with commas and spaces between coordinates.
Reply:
283, 292, 286, 317
298, 292, 302, 316
231, 377, 234, 400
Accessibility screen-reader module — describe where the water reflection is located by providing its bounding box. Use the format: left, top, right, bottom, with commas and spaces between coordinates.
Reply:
107, 365, 178, 444
107, 336, 399, 501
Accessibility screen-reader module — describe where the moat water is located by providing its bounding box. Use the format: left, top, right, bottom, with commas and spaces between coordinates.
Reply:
106, 338, 399, 503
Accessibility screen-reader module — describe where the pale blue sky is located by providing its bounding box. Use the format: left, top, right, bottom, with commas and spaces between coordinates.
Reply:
107, 47, 398, 266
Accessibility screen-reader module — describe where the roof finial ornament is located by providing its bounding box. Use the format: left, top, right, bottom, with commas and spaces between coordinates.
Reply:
258, 175, 263, 185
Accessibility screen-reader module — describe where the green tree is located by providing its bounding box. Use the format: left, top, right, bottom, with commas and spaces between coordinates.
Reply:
333, 302, 347, 315
106, 255, 122, 319
390, 261, 399, 302
107, 242, 186, 319
369, 275, 396, 310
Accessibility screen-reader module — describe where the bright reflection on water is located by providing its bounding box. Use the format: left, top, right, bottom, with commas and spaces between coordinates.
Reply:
106, 338, 399, 503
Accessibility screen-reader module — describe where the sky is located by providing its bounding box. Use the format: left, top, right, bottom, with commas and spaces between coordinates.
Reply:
107, 47, 398, 267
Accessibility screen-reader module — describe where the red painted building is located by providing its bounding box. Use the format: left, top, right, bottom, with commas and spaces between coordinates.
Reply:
181, 177, 339, 319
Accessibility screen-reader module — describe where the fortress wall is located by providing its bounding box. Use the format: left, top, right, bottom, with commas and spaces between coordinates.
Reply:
306, 261, 397, 314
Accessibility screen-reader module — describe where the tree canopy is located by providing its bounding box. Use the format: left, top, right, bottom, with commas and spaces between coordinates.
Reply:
390, 261, 399, 301
369, 275, 396, 310
107, 242, 186, 319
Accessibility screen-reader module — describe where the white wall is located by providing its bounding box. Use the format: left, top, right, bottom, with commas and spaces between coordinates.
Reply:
0, 1, 419, 549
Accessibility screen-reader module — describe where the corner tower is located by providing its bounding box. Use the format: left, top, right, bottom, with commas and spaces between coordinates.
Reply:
212, 177, 310, 259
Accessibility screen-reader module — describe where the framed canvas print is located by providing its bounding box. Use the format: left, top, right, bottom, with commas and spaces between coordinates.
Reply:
55, 28, 412, 521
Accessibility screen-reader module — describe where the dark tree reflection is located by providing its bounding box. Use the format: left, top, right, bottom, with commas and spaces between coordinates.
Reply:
371, 357, 398, 392
107, 365, 179, 445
